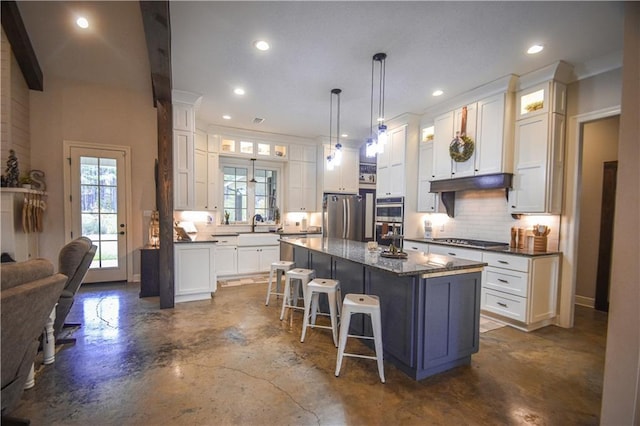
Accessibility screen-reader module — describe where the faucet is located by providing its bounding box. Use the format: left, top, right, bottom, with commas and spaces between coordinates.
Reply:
251, 214, 261, 233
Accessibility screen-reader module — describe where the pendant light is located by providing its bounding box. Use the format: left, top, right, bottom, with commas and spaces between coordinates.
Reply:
366, 52, 388, 157
326, 88, 343, 170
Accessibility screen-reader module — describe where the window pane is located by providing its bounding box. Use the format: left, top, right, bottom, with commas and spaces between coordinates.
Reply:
80, 157, 99, 185
99, 158, 117, 186
100, 186, 117, 213
81, 213, 100, 236
100, 213, 118, 236
81, 185, 99, 213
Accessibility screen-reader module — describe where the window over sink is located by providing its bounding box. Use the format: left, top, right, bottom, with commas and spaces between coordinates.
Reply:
221, 160, 281, 224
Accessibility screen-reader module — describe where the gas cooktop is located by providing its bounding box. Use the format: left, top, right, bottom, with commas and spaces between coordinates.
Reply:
432, 238, 509, 249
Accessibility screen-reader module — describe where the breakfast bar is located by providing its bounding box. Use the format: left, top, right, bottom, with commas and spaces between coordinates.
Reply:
281, 237, 487, 380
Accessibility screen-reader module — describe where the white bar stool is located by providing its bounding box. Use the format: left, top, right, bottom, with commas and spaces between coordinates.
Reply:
335, 294, 385, 383
280, 268, 315, 321
265, 260, 295, 306
301, 278, 341, 347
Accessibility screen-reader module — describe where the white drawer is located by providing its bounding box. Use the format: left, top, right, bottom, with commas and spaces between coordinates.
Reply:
428, 245, 483, 261
213, 235, 238, 246
482, 289, 526, 322
482, 251, 529, 272
483, 267, 528, 298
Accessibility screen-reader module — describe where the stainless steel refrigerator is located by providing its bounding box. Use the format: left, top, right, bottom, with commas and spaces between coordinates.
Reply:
322, 193, 363, 241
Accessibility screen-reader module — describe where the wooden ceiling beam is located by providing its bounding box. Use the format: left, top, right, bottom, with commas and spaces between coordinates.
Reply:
1, 0, 43, 91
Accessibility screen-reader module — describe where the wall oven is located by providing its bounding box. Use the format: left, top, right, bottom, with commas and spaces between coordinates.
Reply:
375, 197, 404, 246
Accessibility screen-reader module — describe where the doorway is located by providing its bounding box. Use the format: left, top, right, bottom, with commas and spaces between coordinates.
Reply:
595, 161, 617, 312
64, 142, 131, 283
574, 115, 619, 312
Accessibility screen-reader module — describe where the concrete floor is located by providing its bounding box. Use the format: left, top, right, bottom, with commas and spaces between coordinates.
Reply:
12, 281, 607, 425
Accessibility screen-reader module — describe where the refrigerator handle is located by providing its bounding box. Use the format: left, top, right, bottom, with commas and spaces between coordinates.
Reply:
342, 198, 349, 238
344, 198, 349, 238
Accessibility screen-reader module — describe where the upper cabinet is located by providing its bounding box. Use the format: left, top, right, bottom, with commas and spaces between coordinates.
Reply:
376, 125, 407, 197
417, 131, 438, 212
287, 144, 317, 212
173, 90, 202, 210
509, 62, 571, 214
432, 93, 515, 181
323, 145, 359, 194
220, 137, 287, 160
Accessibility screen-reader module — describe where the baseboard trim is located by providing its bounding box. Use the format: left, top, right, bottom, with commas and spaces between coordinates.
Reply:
575, 295, 595, 308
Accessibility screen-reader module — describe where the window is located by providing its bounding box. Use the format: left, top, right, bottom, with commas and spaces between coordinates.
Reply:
222, 161, 280, 223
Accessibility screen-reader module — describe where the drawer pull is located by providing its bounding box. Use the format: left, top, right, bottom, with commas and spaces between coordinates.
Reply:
497, 278, 509, 283
498, 260, 509, 264
448, 252, 456, 256
497, 302, 508, 308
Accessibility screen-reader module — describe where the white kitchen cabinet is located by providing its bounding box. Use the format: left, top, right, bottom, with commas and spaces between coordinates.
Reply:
194, 147, 207, 210
173, 103, 194, 132
219, 137, 287, 160
174, 243, 216, 303
417, 140, 438, 212
237, 246, 279, 274
376, 125, 407, 197
287, 144, 317, 211
481, 251, 559, 331
515, 80, 567, 120
173, 129, 195, 210
432, 111, 454, 180
206, 153, 220, 211
215, 244, 238, 277
509, 112, 565, 214
475, 93, 515, 175
451, 103, 478, 178
323, 145, 359, 193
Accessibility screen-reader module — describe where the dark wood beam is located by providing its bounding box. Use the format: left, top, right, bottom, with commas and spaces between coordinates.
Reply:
1, 1, 43, 91
140, 1, 174, 308
140, 1, 172, 103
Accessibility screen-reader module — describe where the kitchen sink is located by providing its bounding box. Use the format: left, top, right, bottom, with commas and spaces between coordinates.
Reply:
237, 232, 280, 246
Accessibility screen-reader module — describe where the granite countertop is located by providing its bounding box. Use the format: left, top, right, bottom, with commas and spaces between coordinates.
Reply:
280, 237, 486, 277
404, 237, 561, 257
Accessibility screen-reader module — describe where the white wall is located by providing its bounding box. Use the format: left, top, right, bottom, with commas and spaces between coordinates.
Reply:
600, 2, 640, 423
29, 76, 157, 278
575, 116, 619, 302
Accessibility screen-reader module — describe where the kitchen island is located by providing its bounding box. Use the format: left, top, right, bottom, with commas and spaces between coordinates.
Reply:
280, 237, 487, 380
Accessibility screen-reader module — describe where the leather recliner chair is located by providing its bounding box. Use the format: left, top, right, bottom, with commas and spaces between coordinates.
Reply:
1, 259, 67, 421
53, 237, 97, 339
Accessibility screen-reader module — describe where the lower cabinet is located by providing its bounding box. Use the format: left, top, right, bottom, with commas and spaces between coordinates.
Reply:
174, 243, 217, 303
481, 251, 559, 331
403, 241, 430, 253
237, 246, 279, 274
215, 245, 238, 277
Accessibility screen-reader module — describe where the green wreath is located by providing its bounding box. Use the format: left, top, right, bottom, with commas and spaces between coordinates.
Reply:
449, 135, 475, 162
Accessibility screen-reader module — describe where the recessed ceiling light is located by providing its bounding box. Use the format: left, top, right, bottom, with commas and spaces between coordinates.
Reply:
76, 17, 89, 29
527, 44, 544, 54
222, 115, 231, 120
254, 40, 270, 51
233, 88, 245, 95
432, 90, 444, 97
341, 133, 348, 138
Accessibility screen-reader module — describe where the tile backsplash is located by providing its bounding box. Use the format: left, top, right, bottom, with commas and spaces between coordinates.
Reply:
415, 189, 560, 250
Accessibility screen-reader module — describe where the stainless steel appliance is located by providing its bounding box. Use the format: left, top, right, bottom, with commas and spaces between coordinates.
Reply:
323, 193, 363, 241
375, 197, 404, 246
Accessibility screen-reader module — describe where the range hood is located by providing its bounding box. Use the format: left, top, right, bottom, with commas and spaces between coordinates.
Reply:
429, 173, 513, 218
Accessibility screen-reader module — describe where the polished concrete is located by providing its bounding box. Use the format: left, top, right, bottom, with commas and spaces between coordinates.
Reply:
12, 281, 607, 425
